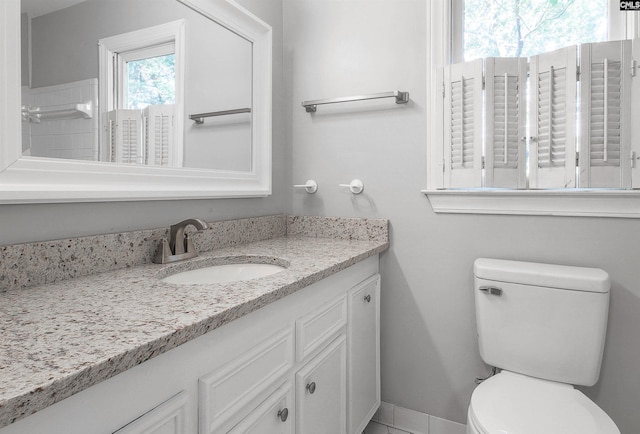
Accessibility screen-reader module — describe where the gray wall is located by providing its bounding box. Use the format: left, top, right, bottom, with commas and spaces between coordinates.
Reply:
1, 0, 286, 246
283, 1, 640, 433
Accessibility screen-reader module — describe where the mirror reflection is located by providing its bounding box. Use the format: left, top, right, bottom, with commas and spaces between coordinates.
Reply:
20, 0, 253, 171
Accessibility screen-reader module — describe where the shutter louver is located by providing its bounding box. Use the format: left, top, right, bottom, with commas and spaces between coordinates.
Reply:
144, 104, 175, 167
450, 78, 474, 168
589, 60, 621, 166
579, 40, 631, 188
536, 67, 568, 167
529, 46, 577, 188
484, 57, 527, 188
106, 109, 144, 164
443, 59, 483, 188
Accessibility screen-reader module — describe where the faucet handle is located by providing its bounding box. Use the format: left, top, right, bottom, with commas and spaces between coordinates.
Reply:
153, 238, 172, 264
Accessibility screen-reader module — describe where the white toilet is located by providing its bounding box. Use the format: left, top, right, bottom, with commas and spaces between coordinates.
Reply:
467, 258, 620, 434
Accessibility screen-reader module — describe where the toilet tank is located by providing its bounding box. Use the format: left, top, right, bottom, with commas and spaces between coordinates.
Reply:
474, 258, 610, 387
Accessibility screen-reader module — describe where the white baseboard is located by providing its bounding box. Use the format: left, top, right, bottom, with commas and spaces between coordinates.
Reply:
371, 401, 466, 434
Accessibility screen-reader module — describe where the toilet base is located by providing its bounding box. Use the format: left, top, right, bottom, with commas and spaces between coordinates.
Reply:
465, 407, 481, 434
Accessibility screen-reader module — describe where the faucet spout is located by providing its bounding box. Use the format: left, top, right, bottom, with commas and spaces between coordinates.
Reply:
154, 218, 209, 264
169, 218, 209, 255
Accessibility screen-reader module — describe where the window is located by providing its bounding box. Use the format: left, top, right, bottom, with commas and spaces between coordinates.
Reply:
424, 0, 640, 217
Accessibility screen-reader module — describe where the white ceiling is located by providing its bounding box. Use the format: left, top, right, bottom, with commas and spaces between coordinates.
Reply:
21, 0, 87, 18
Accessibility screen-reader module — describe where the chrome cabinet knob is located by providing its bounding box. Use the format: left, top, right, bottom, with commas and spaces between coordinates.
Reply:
364, 294, 371, 303
277, 408, 289, 422
306, 381, 316, 394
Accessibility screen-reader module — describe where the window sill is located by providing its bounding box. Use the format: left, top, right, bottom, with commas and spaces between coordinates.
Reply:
422, 189, 640, 218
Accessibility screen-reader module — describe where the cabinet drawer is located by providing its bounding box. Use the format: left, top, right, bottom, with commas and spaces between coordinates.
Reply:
296, 296, 347, 361
113, 391, 188, 434
228, 382, 293, 434
199, 328, 294, 434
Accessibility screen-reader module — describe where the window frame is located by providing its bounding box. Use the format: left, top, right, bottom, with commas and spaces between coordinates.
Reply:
424, 0, 640, 218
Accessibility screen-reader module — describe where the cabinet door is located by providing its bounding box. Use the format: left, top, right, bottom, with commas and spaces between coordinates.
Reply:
296, 335, 347, 434
347, 275, 381, 434
113, 391, 188, 434
228, 383, 293, 434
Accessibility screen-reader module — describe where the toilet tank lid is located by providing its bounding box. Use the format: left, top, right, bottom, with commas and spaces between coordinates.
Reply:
474, 258, 610, 293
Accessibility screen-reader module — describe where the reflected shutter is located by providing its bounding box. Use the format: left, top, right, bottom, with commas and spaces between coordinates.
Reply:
529, 46, 577, 188
579, 40, 632, 188
484, 57, 527, 188
107, 109, 144, 164
443, 59, 483, 188
144, 104, 174, 167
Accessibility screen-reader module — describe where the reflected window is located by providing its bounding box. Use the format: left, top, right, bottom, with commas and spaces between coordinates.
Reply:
118, 44, 176, 110
99, 21, 184, 166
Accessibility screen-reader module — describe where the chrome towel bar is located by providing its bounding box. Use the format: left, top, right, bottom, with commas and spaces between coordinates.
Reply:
302, 90, 409, 113
21, 102, 93, 123
189, 108, 251, 124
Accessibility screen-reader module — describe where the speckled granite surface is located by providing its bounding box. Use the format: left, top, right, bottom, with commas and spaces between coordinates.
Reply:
287, 215, 388, 242
0, 215, 286, 292
0, 217, 388, 429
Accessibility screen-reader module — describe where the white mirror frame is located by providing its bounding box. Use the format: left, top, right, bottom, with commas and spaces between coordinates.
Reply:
0, 0, 272, 203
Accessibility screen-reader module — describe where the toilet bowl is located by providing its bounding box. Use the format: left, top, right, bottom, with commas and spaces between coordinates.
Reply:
470, 259, 620, 434
466, 371, 619, 434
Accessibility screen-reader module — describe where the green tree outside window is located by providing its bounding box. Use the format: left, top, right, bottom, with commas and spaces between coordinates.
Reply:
126, 54, 176, 110
463, 0, 608, 60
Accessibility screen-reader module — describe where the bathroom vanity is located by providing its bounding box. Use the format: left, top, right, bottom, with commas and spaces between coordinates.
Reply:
0, 216, 388, 434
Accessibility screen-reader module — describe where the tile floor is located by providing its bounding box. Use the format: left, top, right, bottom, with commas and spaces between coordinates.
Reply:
363, 420, 411, 434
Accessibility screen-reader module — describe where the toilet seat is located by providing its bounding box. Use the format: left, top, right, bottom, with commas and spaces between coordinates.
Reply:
468, 371, 620, 434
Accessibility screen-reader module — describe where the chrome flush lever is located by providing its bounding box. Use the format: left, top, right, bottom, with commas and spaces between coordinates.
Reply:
478, 286, 503, 296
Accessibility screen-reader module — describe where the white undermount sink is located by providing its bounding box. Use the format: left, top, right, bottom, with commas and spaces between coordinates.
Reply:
161, 262, 287, 285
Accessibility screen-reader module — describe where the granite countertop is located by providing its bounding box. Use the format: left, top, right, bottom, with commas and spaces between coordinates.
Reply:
0, 234, 388, 428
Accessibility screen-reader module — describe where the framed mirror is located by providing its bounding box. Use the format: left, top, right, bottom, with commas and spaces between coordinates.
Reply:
0, 0, 272, 203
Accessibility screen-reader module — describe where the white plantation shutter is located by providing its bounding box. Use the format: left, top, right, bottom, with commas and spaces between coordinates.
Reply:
579, 40, 632, 188
144, 104, 175, 167
529, 46, 577, 189
443, 59, 483, 188
107, 109, 144, 164
484, 57, 527, 188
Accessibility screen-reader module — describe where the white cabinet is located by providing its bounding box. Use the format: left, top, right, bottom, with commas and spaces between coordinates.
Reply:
347, 275, 381, 434
113, 391, 189, 434
295, 336, 347, 434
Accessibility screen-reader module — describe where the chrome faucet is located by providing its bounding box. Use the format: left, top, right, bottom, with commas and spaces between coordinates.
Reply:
154, 218, 209, 264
